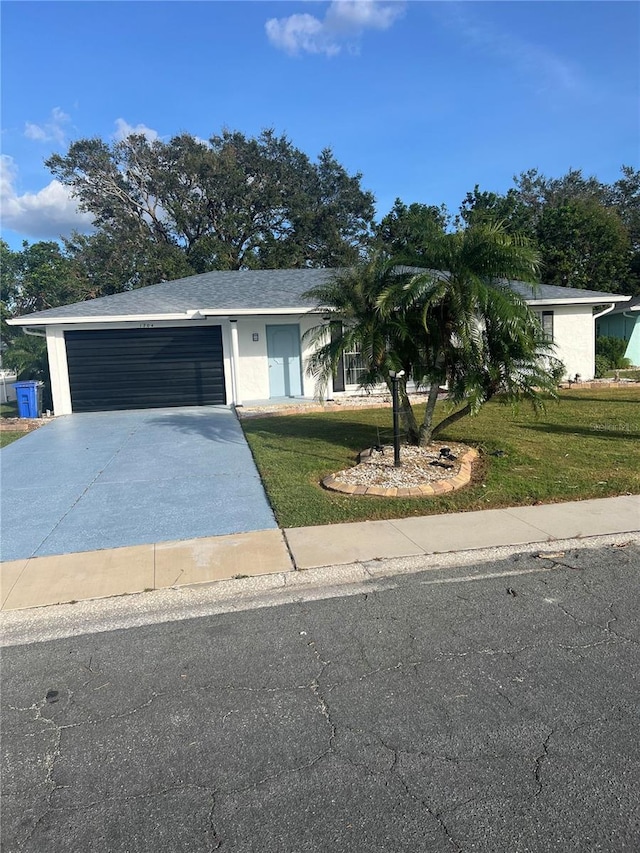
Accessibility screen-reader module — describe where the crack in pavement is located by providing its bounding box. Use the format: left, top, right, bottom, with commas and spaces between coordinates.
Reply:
533, 729, 555, 797
393, 769, 463, 851
554, 597, 638, 647
207, 791, 222, 852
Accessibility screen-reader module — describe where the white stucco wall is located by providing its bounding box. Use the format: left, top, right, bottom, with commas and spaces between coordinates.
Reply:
46, 326, 73, 415
39, 304, 600, 416
544, 305, 596, 380
45, 319, 231, 415
43, 315, 324, 414
235, 313, 322, 402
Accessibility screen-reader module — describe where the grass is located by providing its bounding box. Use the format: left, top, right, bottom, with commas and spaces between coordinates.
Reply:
241, 387, 640, 528
0, 401, 18, 418
603, 368, 640, 381
0, 431, 25, 448
1, 401, 29, 446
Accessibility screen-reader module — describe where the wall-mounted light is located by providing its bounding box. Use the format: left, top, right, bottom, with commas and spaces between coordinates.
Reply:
252, 332, 259, 342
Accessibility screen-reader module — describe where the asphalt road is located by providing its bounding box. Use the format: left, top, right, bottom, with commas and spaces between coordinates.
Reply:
2, 541, 639, 852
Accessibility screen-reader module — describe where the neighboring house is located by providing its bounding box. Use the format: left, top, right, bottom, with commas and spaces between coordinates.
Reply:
0, 370, 17, 405
7, 268, 630, 415
595, 295, 640, 366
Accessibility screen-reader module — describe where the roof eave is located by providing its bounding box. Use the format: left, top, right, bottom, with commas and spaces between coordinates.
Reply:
524, 295, 631, 306
7, 312, 204, 326
7, 305, 322, 327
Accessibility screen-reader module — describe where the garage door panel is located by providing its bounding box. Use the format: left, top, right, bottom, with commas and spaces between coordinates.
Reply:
65, 327, 226, 412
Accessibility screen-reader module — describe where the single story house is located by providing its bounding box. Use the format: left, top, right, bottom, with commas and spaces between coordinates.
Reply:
8, 268, 631, 415
595, 295, 640, 366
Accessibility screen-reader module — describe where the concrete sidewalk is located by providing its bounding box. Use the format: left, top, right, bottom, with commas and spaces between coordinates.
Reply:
1, 495, 638, 610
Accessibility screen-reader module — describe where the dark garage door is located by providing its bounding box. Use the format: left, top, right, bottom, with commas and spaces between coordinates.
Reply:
65, 326, 226, 412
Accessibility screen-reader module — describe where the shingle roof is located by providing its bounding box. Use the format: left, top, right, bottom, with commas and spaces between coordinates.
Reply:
604, 294, 640, 315
506, 280, 628, 302
10, 267, 630, 324
12, 268, 336, 323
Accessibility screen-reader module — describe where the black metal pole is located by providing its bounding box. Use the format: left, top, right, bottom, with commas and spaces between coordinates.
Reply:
392, 376, 401, 467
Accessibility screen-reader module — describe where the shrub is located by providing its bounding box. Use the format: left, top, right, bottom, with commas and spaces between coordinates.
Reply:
596, 335, 631, 370
594, 355, 610, 378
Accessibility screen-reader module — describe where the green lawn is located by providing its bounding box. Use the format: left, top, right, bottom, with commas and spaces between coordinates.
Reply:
0, 431, 25, 448
1, 401, 27, 446
241, 387, 640, 528
0, 401, 18, 418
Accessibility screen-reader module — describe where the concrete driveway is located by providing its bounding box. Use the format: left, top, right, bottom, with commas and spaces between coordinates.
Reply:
0, 407, 276, 562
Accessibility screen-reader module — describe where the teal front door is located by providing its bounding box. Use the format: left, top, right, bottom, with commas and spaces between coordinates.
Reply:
266, 324, 302, 398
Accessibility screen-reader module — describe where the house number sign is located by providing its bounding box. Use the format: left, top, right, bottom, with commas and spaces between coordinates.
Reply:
139, 323, 154, 328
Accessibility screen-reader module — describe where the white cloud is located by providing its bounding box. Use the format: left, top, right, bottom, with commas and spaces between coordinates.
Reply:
23, 107, 71, 146
266, 13, 333, 57
439, 5, 582, 97
326, 0, 403, 32
0, 155, 93, 241
24, 123, 49, 142
266, 0, 405, 57
113, 118, 160, 142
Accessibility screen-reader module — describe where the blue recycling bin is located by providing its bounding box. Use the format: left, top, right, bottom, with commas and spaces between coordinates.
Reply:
12, 381, 43, 418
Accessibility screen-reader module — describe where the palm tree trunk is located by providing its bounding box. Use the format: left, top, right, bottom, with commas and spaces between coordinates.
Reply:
385, 378, 419, 445
398, 379, 420, 445
429, 402, 473, 441
418, 381, 442, 446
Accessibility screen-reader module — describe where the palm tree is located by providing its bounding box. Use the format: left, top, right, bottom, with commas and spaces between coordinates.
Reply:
305, 221, 563, 447
303, 254, 425, 443
378, 220, 563, 444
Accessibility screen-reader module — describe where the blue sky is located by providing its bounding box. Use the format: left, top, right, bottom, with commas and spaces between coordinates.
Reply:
1, 1, 638, 249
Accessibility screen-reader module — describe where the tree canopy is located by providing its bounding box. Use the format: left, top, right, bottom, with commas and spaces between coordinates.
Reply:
459, 166, 639, 294
0, 240, 73, 395
373, 199, 449, 260
47, 129, 376, 283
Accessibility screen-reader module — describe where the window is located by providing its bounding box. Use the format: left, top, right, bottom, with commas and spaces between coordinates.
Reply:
534, 310, 554, 341
344, 344, 368, 386
330, 322, 345, 392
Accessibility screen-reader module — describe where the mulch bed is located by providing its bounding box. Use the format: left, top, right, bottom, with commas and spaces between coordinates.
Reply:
0, 417, 49, 432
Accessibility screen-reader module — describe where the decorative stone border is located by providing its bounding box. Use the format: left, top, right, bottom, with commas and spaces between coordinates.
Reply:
322, 447, 479, 497
0, 418, 47, 432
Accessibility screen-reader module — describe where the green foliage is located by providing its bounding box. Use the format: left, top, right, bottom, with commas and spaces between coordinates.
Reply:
0, 401, 18, 417
374, 199, 449, 259
303, 254, 423, 441
458, 185, 534, 234
305, 222, 561, 446
47, 129, 375, 276
458, 166, 640, 296
0, 432, 25, 448
596, 335, 632, 371
537, 199, 630, 292
0, 240, 90, 386
0, 240, 85, 406
1, 332, 52, 409
63, 229, 195, 295
0, 240, 89, 317
380, 221, 561, 443
594, 355, 611, 379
